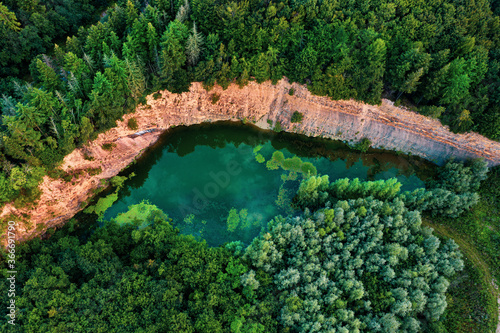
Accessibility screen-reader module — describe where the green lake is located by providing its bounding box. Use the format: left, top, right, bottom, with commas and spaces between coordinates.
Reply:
103, 121, 431, 246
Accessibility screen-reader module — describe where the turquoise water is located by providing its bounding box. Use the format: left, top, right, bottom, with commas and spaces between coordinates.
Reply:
103, 122, 429, 246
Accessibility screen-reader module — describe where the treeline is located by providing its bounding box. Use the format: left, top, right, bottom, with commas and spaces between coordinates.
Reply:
295, 159, 489, 218
0, 176, 468, 331
0, 0, 499, 208
238, 161, 490, 331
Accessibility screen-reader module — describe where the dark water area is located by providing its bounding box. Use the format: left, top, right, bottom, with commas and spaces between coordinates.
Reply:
98, 121, 433, 247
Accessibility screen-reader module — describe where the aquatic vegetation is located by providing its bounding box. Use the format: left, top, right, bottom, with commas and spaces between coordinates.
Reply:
226, 208, 250, 232
84, 192, 118, 218
266, 151, 317, 177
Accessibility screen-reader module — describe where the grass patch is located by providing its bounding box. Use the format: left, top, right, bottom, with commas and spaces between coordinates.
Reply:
423, 219, 499, 332
422, 166, 500, 332
442, 257, 497, 333
87, 167, 102, 176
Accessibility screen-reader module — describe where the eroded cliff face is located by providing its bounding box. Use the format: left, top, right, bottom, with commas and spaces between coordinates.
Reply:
2, 79, 500, 242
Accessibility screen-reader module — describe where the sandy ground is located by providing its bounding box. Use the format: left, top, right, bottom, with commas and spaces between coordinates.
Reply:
1, 78, 499, 244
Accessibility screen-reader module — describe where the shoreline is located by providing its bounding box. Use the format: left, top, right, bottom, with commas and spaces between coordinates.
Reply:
1, 78, 500, 243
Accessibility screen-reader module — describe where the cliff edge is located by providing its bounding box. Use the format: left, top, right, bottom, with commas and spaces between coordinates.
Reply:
2, 79, 500, 242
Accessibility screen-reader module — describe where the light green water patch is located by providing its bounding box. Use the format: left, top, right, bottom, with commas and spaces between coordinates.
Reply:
103, 121, 432, 246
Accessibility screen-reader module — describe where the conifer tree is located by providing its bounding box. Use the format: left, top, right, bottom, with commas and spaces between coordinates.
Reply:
0, 2, 21, 32
186, 23, 204, 67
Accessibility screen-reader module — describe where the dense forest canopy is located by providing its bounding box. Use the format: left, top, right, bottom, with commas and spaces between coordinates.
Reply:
1, 169, 476, 332
0, 0, 112, 78
0, 0, 499, 211
243, 199, 463, 332
0, 0, 498, 331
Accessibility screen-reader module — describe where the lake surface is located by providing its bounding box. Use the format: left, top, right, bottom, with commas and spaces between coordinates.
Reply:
103, 121, 431, 246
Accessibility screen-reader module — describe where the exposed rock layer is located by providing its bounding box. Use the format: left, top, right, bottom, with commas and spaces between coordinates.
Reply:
2, 79, 500, 242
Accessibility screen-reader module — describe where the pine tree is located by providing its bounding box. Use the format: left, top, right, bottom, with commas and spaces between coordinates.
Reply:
125, 58, 146, 101
0, 3, 21, 32
439, 58, 471, 107
124, 0, 139, 28
186, 23, 204, 67
159, 20, 188, 83
175, 0, 190, 23
252, 52, 270, 83
36, 59, 60, 92
79, 116, 94, 145
353, 32, 387, 104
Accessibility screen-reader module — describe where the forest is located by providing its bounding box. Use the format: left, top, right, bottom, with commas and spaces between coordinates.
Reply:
2, 158, 493, 332
0, 0, 499, 331
0, 0, 500, 210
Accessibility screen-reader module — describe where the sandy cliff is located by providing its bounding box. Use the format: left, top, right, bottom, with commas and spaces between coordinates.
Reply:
2, 78, 500, 242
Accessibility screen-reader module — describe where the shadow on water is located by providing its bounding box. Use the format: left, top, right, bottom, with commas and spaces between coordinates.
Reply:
119, 121, 434, 192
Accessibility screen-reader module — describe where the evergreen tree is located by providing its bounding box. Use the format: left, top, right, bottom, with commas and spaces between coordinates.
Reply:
186, 23, 204, 67
0, 2, 21, 32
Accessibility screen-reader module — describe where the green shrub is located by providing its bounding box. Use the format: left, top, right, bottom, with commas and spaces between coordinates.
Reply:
272, 151, 285, 163
211, 93, 220, 104
83, 153, 94, 161
419, 105, 445, 119
255, 154, 265, 163
102, 143, 116, 151
110, 175, 127, 189
127, 117, 139, 130
273, 121, 282, 132
84, 192, 118, 218
226, 208, 240, 232
47, 169, 72, 182
87, 167, 102, 176
282, 156, 302, 171
300, 162, 317, 176
353, 137, 372, 153
291, 111, 303, 123
433, 159, 488, 194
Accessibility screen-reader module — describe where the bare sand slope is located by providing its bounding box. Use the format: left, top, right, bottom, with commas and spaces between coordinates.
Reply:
1, 79, 500, 242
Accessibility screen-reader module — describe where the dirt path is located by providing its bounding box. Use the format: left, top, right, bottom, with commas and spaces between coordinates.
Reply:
1, 79, 500, 244
494, 278, 500, 333
422, 220, 500, 332
497, 298, 500, 333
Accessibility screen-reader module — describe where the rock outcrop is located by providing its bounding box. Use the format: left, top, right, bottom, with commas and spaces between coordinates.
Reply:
2, 79, 500, 242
